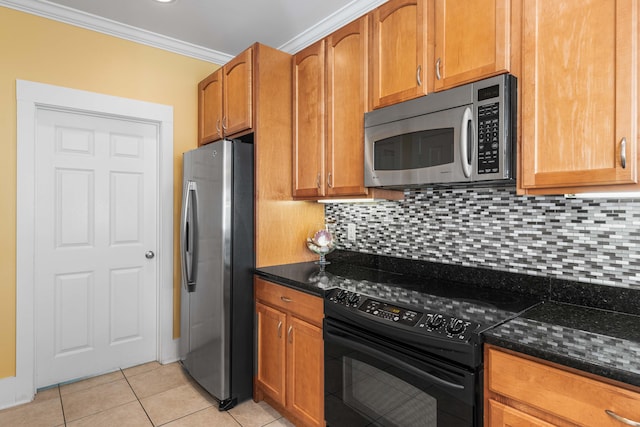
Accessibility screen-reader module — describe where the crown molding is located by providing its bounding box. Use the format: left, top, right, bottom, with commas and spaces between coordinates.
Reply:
279, 0, 387, 54
1, 0, 386, 64
0, 0, 233, 64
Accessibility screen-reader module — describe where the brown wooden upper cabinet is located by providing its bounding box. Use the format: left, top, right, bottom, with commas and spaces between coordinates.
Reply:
198, 47, 253, 145
293, 17, 403, 201
371, 0, 431, 109
325, 17, 370, 198
519, 0, 638, 194
292, 40, 325, 198
198, 68, 223, 145
433, 0, 510, 91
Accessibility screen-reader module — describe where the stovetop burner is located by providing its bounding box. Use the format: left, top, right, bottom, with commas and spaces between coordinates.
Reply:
322, 264, 541, 368
323, 264, 538, 331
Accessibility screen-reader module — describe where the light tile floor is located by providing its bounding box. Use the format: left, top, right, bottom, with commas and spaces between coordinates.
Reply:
0, 361, 293, 427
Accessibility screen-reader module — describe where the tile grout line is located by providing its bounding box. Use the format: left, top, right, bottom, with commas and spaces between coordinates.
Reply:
124, 364, 230, 426
121, 367, 156, 426
59, 373, 143, 426
56, 370, 132, 426
57, 385, 67, 427
227, 408, 247, 427
18, 364, 283, 427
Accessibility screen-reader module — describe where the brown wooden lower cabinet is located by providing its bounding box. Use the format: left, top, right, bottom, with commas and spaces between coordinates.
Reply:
485, 345, 640, 427
254, 277, 324, 427
488, 400, 556, 427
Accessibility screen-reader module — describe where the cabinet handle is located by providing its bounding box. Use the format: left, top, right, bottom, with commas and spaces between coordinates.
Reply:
280, 296, 292, 303
287, 325, 293, 343
327, 172, 333, 188
606, 410, 640, 426
416, 65, 422, 86
277, 321, 282, 338
316, 173, 321, 189
216, 119, 222, 138
435, 58, 441, 81
621, 137, 627, 169
222, 116, 228, 132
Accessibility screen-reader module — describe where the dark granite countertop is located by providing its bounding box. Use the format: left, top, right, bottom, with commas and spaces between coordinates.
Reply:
255, 251, 640, 389
483, 301, 640, 388
255, 261, 330, 297
255, 250, 552, 300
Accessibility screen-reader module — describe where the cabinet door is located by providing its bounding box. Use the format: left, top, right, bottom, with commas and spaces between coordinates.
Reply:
293, 40, 325, 198
256, 302, 287, 406
287, 316, 324, 427
326, 16, 369, 197
487, 347, 640, 427
434, 0, 509, 91
198, 69, 223, 145
224, 47, 253, 137
520, 0, 637, 190
371, 0, 430, 109
488, 400, 557, 427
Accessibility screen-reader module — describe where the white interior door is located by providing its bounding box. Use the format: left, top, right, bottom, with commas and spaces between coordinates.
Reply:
34, 108, 158, 388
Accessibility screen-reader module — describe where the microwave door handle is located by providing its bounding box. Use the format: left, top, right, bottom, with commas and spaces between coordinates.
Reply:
460, 107, 474, 178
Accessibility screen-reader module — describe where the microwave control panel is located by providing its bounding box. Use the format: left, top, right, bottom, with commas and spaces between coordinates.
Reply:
477, 102, 500, 174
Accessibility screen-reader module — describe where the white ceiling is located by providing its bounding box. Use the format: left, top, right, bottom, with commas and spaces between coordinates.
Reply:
2, 0, 386, 64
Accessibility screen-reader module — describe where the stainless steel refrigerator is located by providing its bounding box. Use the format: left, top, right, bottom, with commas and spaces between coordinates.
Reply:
180, 139, 254, 410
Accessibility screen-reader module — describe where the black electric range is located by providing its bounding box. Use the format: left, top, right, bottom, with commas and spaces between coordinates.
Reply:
322, 263, 541, 368
319, 263, 541, 427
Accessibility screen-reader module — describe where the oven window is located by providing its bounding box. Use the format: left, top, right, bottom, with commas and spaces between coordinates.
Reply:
373, 128, 454, 171
325, 333, 475, 427
343, 358, 437, 426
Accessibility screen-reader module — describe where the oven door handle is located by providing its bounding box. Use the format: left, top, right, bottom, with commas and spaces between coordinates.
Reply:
326, 329, 465, 391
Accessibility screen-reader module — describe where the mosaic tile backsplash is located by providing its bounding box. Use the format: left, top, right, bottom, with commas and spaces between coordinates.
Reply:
325, 187, 640, 290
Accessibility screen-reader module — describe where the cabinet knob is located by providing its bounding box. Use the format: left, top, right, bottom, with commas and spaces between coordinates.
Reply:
416, 65, 422, 86
621, 137, 627, 169
435, 58, 442, 81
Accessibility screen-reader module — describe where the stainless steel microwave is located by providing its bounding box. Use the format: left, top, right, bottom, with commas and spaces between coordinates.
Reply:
364, 74, 516, 188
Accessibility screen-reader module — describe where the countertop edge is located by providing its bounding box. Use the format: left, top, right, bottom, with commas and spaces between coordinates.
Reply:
254, 260, 640, 390
482, 335, 640, 390
254, 269, 326, 298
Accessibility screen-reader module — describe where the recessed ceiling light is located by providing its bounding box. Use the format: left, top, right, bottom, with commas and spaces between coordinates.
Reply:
154, 0, 176, 3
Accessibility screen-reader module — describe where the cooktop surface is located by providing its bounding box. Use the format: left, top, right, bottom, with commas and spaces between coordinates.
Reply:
322, 263, 541, 332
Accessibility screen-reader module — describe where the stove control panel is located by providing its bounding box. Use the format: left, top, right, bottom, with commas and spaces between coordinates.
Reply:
358, 299, 422, 327
418, 313, 477, 340
327, 289, 362, 308
325, 289, 479, 340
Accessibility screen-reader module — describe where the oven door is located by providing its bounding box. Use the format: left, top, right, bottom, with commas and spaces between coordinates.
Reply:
324, 318, 479, 427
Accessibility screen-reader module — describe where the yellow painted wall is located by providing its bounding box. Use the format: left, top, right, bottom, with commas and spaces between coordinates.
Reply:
0, 7, 217, 379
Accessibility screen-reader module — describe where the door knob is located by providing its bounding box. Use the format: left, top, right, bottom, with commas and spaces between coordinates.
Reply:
145, 251, 155, 259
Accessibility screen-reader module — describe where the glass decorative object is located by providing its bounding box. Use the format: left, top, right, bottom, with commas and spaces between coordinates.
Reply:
306, 222, 336, 267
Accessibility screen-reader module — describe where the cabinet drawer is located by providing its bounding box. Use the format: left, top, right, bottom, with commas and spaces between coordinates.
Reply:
487, 348, 640, 426
255, 277, 323, 326
488, 399, 556, 427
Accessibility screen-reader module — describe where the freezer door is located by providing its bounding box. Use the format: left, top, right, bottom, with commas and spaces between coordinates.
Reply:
181, 140, 232, 401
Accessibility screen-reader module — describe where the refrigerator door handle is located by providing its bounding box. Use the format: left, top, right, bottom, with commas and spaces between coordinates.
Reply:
181, 180, 198, 292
